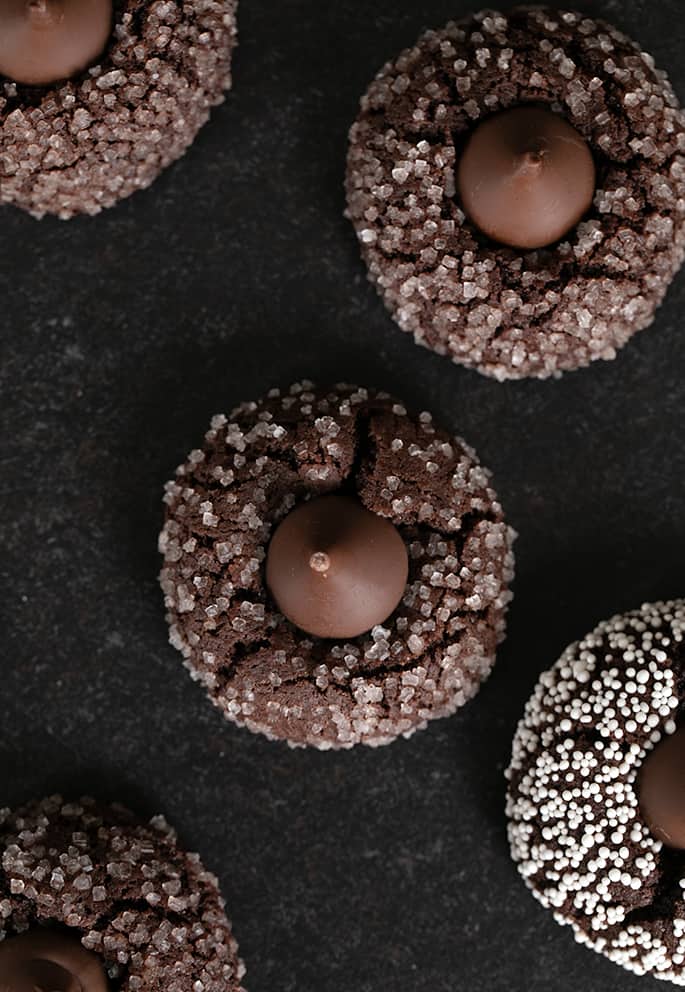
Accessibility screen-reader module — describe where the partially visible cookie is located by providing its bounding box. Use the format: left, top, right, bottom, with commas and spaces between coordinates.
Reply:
159, 382, 515, 749
346, 7, 685, 380
0, 795, 245, 992
0, 0, 238, 219
507, 599, 685, 985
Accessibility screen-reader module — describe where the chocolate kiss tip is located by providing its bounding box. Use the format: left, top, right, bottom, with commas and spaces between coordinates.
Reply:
309, 551, 331, 574
521, 149, 545, 168
457, 106, 596, 249
26, 0, 54, 21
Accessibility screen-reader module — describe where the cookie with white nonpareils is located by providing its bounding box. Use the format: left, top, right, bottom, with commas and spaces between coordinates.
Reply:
159, 382, 515, 749
346, 6, 685, 380
0, 795, 245, 992
507, 599, 685, 984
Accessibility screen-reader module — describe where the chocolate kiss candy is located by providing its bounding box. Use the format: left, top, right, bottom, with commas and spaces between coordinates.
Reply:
0, 929, 109, 991
266, 493, 409, 639
638, 725, 685, 849
0, 0, 112, 86
457, 106, 596, 250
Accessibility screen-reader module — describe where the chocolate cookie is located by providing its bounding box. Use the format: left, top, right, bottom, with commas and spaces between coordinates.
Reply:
0, 795, 245, 991
346, 7, 685, 380
507, 599, 685, 984
0, 0, 238, 219
159, 382, 515, 749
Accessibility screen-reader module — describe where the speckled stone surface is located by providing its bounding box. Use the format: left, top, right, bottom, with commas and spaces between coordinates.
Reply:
346, 6, 685, 380
0, 795, 244, 991
1, 1, 685, 990
159, 382, 514, 748
0, 0, 238, 218
507, 600, 685, 985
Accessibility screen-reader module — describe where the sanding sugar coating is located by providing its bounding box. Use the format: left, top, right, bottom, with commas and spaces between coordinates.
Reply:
507, 599, 685, 984
0, 0, 238, 218
0, 795, 245, 992
159, 382, 515, 749
345, 7, 685, 380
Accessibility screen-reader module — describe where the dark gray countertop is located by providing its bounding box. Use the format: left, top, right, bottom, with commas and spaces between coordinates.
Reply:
2, 0, 685, 989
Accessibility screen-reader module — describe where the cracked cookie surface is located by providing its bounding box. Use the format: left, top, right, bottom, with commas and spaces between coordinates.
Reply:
159, 382, 515, 749
507, 599, 685, 984
0, 795, 245, 992
0, 0, 237, 218
345, 6, 685, 380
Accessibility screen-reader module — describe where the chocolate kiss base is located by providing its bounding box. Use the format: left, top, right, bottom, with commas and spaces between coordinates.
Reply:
265, 493, 409, 640
638, 725, 685, 848
457, 105, 596, 250
0, 929, 109, 992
